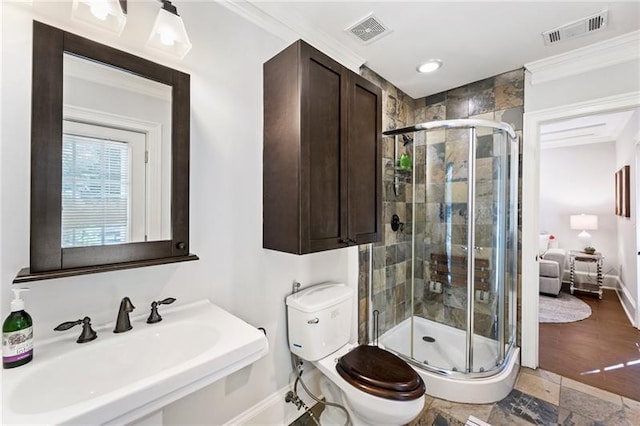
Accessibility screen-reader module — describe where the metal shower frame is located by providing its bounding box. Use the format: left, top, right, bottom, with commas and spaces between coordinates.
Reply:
376, 118, 519, 379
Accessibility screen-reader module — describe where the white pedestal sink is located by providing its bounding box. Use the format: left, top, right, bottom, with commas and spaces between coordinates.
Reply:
2, 300, 269, 425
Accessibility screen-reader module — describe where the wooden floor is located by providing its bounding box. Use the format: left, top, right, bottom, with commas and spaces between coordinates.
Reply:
539, 288, 640, 401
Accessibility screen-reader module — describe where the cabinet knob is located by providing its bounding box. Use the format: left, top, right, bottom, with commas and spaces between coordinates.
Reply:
176, 242, 186, 250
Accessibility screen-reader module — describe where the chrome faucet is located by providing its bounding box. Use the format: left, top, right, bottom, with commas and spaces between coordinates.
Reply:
114, 297, 135, 333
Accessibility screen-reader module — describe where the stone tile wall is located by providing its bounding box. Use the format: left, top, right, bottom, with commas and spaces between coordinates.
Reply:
357, 67, 524, 347
358, 67, 416, 343
412, 69, 524, 339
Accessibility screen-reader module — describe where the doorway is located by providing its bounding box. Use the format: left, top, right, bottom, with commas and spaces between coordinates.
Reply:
521, 91, 640, 370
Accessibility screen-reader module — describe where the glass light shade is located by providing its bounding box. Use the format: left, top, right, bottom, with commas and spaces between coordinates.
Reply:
71, 0, 126, 35
570, 214, 598, 231
147, 8, 192, 59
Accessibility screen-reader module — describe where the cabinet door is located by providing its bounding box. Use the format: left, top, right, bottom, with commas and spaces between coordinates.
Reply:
300, 43, 349, 253
347, 74, 382, 245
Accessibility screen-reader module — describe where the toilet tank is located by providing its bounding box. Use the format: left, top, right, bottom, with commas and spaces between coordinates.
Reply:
286, 282, 353, 361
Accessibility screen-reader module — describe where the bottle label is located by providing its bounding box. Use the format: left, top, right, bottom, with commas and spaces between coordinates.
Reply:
3, 326, 33, 363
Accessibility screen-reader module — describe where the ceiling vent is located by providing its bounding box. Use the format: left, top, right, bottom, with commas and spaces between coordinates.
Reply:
345, 14, 392, 44
542, 10, 608, 46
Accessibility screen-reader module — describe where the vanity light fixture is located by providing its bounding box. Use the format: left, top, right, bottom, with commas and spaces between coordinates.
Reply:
146, 0, 192, 59
416, 59, 443, 73
71, 0, 127, 35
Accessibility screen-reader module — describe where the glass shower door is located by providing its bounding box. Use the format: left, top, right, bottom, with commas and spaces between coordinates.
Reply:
471, 127, 508, 373
417, 125, 518, 374
416, 126, 472, 372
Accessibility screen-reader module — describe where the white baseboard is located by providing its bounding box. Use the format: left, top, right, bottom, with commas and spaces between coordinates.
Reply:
614, 277, 637, 328
223, 367, 323, 426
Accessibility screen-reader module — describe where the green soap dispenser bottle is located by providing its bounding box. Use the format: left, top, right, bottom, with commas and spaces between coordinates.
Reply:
3, 288, 33, 368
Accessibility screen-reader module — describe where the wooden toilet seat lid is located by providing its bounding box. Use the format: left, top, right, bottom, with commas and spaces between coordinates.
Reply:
336, 345, 426, 401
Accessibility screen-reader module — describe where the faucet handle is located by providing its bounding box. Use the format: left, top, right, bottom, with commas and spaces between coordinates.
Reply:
158, 297, 176, 305
147, 298, 176, 324
54, 316, 97, 344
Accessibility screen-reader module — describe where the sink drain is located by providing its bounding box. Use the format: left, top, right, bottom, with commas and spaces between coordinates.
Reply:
422, 336, 436, 343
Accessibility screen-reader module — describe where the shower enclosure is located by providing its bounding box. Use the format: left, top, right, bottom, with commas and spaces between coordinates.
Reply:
370, 119, 519, 403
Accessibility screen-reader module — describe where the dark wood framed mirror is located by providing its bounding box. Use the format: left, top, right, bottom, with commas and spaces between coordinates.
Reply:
15, 21, 197, 283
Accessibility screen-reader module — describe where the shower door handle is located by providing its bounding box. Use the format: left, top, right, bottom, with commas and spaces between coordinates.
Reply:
460, 245, 483, 251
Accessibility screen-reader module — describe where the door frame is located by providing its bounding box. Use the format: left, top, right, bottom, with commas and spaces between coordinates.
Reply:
636, 141, 640, 328
521, 91, 640, 368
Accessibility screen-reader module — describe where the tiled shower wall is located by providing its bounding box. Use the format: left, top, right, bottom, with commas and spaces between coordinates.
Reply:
358, 68, 524, 345
358, 67, 416, 343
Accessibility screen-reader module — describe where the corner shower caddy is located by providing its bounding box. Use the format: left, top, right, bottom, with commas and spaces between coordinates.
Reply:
392, 133, 413, 196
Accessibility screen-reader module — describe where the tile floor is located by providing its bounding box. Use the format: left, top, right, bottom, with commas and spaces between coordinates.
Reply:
292, 289, 640, 425
409, 367, 640, 425
291, 367, 640, 425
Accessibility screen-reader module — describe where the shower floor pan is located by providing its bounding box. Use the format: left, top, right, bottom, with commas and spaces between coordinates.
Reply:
379, 316, 519, 404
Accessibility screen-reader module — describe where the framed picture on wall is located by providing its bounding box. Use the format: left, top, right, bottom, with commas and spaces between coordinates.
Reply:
615, 169, 621, 215
615, 165, 631, 218
622, 165, 631, 218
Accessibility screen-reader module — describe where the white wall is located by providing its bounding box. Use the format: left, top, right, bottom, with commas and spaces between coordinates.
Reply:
1, 1, 356, 424
525, 60, 640, 113
615, 109, 640, 322
522, 35, 640, 367
539, 141, 618, 276
525, 53, 640, 305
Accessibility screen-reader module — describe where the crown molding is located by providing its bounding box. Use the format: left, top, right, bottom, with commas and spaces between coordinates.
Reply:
215, 0, 298, 44
216, 0, 366, 73
525, 30, 640, 85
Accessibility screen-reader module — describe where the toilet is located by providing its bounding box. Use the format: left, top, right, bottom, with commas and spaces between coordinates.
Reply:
286, 283, 425, 426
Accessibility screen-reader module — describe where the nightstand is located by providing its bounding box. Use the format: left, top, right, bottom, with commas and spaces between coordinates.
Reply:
569, 250, 603, 299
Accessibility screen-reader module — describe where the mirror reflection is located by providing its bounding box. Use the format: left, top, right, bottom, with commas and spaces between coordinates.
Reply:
62, 54, 172, 248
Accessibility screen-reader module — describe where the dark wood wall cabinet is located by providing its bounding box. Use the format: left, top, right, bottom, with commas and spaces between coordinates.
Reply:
263, 40, 382, 255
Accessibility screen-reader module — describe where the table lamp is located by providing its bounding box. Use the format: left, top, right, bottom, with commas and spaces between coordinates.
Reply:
570, 214, 598, 249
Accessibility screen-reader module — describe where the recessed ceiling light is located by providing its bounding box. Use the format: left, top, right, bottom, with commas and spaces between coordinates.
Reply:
416, 60, 443, 73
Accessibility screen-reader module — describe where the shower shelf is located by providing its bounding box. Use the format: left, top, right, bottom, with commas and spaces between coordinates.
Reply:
393, 168, 412, 182
391, 133, 413, 195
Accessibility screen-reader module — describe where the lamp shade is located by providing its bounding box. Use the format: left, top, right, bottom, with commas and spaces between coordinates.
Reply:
147, 5, 192, 59
570, 214, 598, 231
71, 0, 126, 35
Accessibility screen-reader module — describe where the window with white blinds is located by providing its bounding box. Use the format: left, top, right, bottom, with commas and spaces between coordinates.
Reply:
61, 119, 147, 249
62, 134, 131, 248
